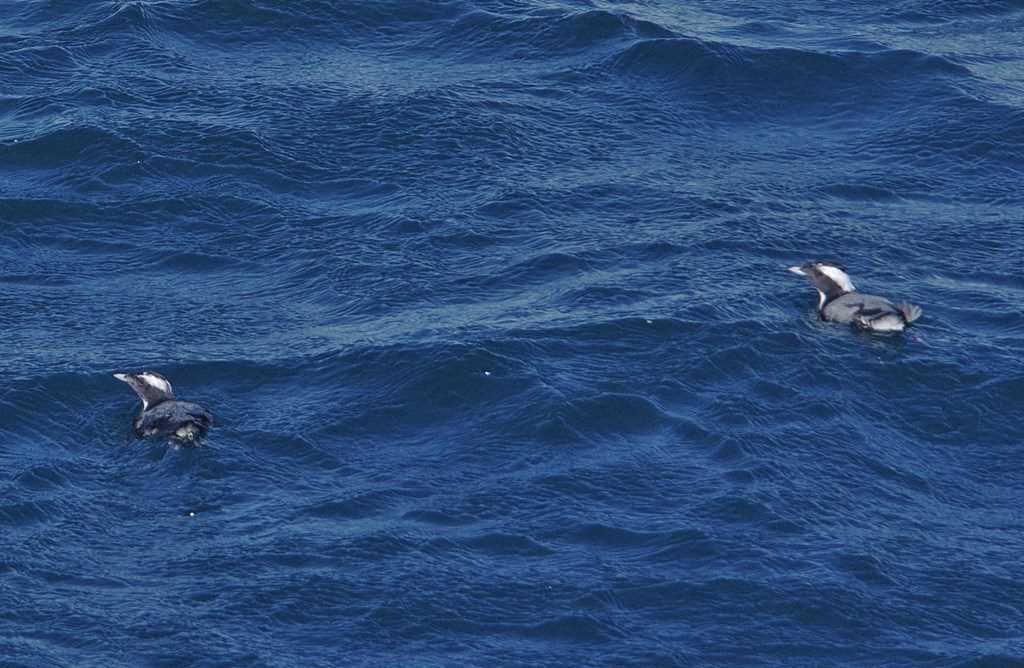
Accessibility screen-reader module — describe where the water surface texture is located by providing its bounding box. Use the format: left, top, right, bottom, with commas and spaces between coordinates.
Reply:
2, 1, 1024, 666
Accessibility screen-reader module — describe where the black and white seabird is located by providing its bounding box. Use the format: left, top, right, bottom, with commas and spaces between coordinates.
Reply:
788, 261, 922, 332
113, 371, 213, 440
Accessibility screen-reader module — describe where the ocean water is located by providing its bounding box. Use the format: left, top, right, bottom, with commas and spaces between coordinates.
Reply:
2, 1, 1023, 665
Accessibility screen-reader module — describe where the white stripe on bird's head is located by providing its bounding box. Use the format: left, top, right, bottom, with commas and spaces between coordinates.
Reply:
138, 373, 173, 396
817, 264, 855, 292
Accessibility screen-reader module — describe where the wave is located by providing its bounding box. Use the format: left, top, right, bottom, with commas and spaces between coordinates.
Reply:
145, 0, 469, 45
609, 37, 970, 90
882, 0, 1024, 22
0, 44, 78, 81
0, 125, 142, 168
302, 489, 405, 521
567, 523, 716, 553
437, 9, 674, 59
819, 183, 903, 202
458, 532, 556, 557
0, 500, 58, 528
131, 2, 675, 59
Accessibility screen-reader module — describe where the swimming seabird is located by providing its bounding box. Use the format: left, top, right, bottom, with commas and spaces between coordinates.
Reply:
113, 371, 213, 440
788, 261, 922, 332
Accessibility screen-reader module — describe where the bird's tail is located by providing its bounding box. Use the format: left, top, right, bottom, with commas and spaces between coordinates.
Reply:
898, 303, 923, 325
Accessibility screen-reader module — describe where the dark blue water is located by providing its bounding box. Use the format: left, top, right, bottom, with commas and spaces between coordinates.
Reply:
3, 1, 1024, 665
